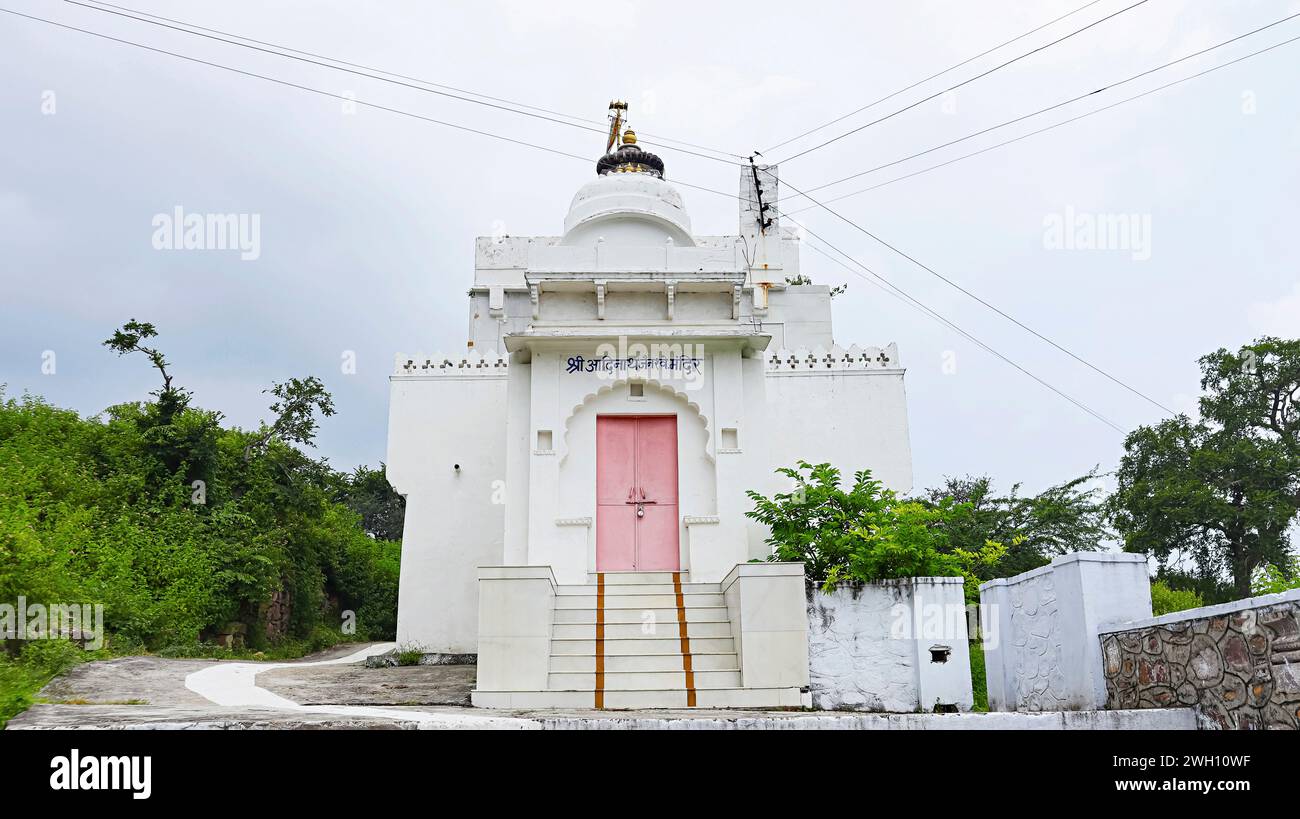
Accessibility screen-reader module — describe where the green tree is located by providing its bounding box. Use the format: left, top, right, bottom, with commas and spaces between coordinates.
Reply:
1108, 338, 1300, 599
334, 464, 406, 541
102, 320, 222, 484
103, 319, 187, 423
242, 376, 336, 463
918, 472, 1106, 580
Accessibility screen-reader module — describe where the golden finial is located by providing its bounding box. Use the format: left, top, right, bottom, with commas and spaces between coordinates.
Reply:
621, 128, 637, 146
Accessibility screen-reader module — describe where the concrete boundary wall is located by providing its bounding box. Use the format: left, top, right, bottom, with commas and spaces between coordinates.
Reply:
807, 577, 973, 712
980, 553, 1152, 711
720, 562, 810, 690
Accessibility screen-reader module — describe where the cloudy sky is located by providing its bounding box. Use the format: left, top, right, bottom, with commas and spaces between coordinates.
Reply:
2, 0, 1298, 497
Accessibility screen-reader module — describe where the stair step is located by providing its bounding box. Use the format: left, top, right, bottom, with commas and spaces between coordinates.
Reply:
553, 606, 729, 625
553, 621, 731, 640
556, 583, 720, 596
549, 652, 739, 673
471, 687, 807, 710
554, 593, 725, 610
693, 687, 807, 709
551, 637, 735, 655
548, 670, 743, 690
595, 572, 681, 585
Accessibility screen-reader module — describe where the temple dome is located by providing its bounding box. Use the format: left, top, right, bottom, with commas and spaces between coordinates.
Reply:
560, 171, 694, 247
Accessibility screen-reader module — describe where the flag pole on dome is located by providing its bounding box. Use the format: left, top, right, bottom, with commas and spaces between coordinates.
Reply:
605, 100, 628, 154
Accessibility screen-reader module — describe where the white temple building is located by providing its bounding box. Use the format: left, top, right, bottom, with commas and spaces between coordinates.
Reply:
387, 109, 913, 708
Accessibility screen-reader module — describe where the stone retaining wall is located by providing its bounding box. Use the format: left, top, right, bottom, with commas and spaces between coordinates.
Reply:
1099, 589, 1300, 729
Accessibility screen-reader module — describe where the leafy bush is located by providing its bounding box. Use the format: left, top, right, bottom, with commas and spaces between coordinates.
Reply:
1252, 558, 1300, 596
746, 462, 891, 583
0, 322, 407, 724
747, 461, 1005, 600
0, 640, 99, 728
0, 383, 402, 647
1149, 581, 1203, 616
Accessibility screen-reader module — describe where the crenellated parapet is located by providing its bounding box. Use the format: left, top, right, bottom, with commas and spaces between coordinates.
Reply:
765, 343, 901, 373
393, 350, 509, 377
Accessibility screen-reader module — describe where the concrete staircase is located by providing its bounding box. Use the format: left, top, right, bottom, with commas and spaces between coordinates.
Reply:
473, 571, 805, 709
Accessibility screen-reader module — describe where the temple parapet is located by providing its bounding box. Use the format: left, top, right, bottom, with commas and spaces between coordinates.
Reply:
765, 343, 902, 373
392, 350, 509, 376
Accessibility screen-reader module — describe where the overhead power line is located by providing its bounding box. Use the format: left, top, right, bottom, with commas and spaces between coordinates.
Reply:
1, 7, 749, 203
62, 0, 745, 166
0, 6, 1196, 436
764, 0, 1104, 154
782, 12, 1300, 205
786, 215, 1127, 433
783, 31, 1300, 213
776, 176, 1175, 417
773, 0, 1151, 164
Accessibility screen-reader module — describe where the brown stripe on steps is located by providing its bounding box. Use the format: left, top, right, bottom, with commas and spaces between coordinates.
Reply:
595, 573, 605, 710
672, 571, 697, 707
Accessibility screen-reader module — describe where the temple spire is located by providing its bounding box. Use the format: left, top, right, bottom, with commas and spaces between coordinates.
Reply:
595, 100, 665, 178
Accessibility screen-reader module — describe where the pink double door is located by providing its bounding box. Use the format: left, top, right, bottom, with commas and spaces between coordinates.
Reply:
595, 415, 680, 572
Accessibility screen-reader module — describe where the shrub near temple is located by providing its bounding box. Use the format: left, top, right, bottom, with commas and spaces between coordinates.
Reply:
746, 461, 1004, 601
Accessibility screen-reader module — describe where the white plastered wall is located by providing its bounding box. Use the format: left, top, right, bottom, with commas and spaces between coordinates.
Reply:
980, 552, 1152, 711
387, 375, 508, 653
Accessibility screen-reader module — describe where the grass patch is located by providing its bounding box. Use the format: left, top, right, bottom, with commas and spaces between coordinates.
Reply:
43, 698, 148, 706
0, 640, 96, 729
968, 640, 988, 712
395, 643, 426, 666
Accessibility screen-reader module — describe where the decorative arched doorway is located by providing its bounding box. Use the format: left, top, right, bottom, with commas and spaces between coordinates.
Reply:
595, 415, 679, 571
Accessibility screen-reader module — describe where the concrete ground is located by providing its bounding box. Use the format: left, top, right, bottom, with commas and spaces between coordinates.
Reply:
6, 643, 1198, 730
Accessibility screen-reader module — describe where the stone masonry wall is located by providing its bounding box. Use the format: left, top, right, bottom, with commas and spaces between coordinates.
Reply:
1100, 590, 1300, 730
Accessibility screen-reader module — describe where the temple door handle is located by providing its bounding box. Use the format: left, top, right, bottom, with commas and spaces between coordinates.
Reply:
627, 487, 655, 517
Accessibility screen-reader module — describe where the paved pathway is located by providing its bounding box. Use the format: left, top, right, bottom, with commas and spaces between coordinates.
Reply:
182, 643, 536, 729
7, 644, 1200, 729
